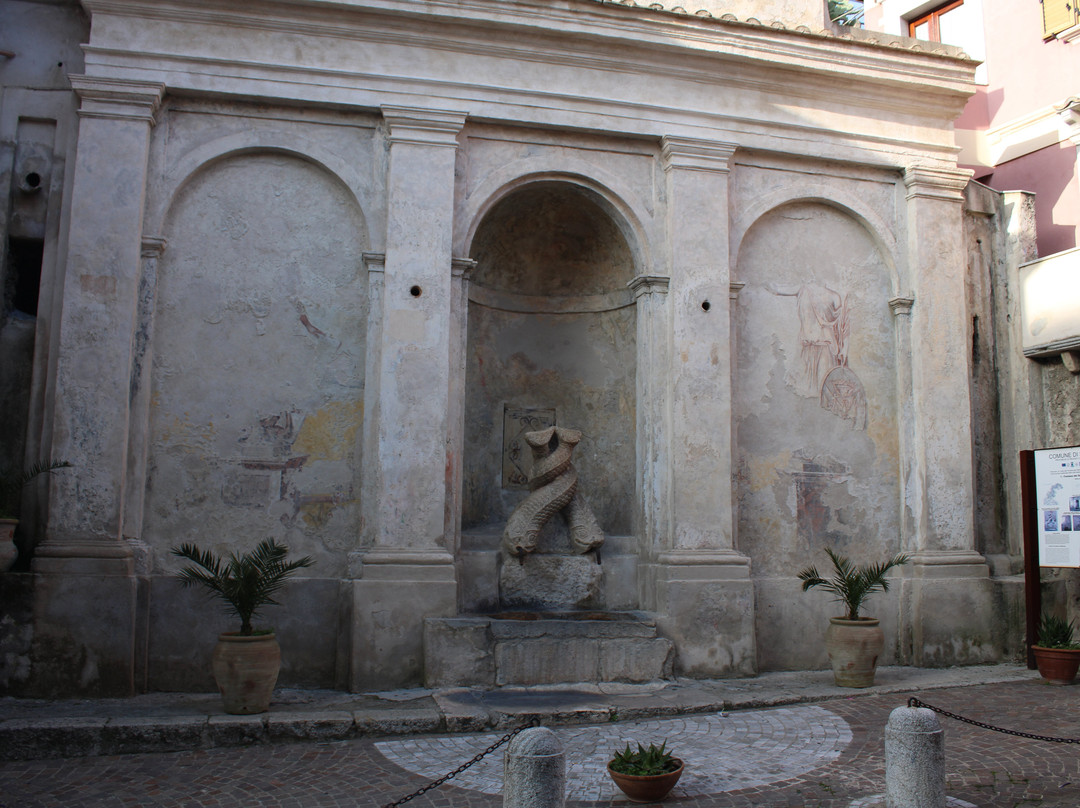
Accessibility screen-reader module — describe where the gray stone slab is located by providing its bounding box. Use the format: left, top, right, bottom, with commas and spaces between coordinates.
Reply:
207, 713, 267, 748
266, 710, 355, 742
495, 639, 599, 685
354, 707, 441, 736
433, 688, 491, 733
488, 617, 657, 640
101, 715, 207, 755
0, 716, 106, 760
598, 637, 675, 681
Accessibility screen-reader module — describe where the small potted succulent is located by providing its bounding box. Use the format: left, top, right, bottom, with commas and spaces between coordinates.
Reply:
1031, 613, 1080, 685
797, 547, 910, 687
607, 741, 684, 803
0, 459, 71, 571
172, 539, 313, 714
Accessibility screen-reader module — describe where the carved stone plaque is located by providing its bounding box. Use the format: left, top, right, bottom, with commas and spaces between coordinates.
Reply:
502, 406, 556, 490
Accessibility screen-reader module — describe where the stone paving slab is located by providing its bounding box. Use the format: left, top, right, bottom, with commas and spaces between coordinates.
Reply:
0, 663, 1041, 760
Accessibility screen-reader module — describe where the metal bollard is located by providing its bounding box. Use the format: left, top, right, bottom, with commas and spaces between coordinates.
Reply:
503, 726, 566, 808
885, 706, 945, 808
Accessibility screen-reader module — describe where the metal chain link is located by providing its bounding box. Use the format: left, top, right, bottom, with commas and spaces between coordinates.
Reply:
908, 697, 1080, 745
381, 722, 536, 808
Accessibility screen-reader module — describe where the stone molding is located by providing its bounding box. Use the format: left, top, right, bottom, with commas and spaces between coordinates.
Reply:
656, 549, 751, 573
908, 550, 989, 578
660, 136, 736, 173
628, 274, 670, 298
69, 75, 165, 124
381, 105, 467, 148
729, 281, 745, 300
469, 284, 632, 314
888, 295, 914, 316
903, 166, 972, 202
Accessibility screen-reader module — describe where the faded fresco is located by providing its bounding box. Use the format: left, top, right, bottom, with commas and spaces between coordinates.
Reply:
144, 153, 368, 576
462, 183, 636, 536
734, 198, 901, 670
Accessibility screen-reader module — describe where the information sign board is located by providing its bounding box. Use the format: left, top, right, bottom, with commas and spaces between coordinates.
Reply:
1034, 446, 1080, 568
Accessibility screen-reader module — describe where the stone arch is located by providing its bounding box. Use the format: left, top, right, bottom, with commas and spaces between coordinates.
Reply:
458, 159, 652, 277
459, 174, 642, 612
731, 188, 901, 296
146, 131, 370, 242
144, 147, 369, 581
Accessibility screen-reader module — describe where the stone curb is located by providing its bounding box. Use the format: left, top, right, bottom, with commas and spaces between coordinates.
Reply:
0, 664, 1040, 760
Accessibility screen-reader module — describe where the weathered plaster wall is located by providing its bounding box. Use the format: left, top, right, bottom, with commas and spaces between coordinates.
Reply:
733, 171, 902, 671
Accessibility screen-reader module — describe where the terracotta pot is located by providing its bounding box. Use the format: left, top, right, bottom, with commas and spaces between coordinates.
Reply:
1032, 645, 1080, 685
212, 632, 281, 714
825, 617, 884, 688
0, 519, 18, 572
607, 759, 684, 803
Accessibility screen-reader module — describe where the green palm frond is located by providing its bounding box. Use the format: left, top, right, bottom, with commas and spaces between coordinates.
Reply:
0, 460, 72, 518
798, 547, 910, 620
171, 539, 313, 634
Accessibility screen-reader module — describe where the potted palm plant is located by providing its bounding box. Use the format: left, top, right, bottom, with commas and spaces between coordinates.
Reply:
0, 460, 71, 571
797, 547, 910, 688
172, 539, 313, 714
607, 741, 684, 803
1031, 613, 1080, 685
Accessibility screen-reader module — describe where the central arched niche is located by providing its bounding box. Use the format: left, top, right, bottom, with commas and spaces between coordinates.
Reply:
462, 181, 638, 609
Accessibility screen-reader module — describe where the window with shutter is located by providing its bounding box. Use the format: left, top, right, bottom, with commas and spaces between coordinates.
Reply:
1042, 0, 1079, 37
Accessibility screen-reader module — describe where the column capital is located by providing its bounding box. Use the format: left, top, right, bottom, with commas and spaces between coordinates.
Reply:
903, 165, 972, 201
628, 274, 670, 298
889, 295, 915, 316
140, 236, 167, 259
381, 106, 467, 147
451, 257, 477, 279
363, 252, 386, 272
660, 136, 737, 174
729, 281, 746, 301
69, 76, 165, 124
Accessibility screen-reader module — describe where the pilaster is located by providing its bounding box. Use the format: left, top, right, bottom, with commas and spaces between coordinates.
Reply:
30, 76, 164, 696
650, 137, 754, 677
900, 165, 996, 666
348, 106, 466, 690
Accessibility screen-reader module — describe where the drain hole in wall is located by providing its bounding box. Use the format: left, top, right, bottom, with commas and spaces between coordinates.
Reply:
701, 300, 711, 311
410, 285, 422, 297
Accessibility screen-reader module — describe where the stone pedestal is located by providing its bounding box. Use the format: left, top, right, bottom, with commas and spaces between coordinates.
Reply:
905, 552, 998, 667
499, 553, 604, 611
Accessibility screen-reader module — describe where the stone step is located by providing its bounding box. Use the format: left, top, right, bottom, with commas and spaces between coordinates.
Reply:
424, 611, 675, 687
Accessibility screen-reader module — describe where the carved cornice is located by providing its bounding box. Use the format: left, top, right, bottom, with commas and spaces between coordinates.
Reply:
888, 295, 915, 316
903, 165, 972, 202
628, 274, 671, 298
69, 75, 165, 124
660, 136, 736, 173
382, 106, 467, 148
729, 281, 746, 300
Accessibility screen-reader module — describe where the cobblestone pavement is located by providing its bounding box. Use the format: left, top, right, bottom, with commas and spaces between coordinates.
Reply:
2, 680, 1078, 808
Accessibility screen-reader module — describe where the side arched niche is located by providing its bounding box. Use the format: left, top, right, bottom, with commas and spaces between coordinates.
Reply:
733, 199, 901, 672
461, 180, 639, 610
144, 151, 368, 689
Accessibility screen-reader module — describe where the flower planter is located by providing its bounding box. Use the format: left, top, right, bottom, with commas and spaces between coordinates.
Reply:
825, 617, 884, 688
212, 632, 281, 714
607, 759, 684, 803
1032, 645, 1080, 685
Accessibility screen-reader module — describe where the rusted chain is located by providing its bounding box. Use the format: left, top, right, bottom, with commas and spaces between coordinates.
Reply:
908, 697, 1080, 745
381, 721, 536, 808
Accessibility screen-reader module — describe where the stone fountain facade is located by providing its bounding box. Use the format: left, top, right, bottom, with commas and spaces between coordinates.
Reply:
0, 0, 1042, 697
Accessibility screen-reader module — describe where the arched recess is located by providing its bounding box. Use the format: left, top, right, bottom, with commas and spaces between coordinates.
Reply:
732, 199, 903, 673
732, 189, 902, 297
144, 149, 369, 575
459, 178, 642, 608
